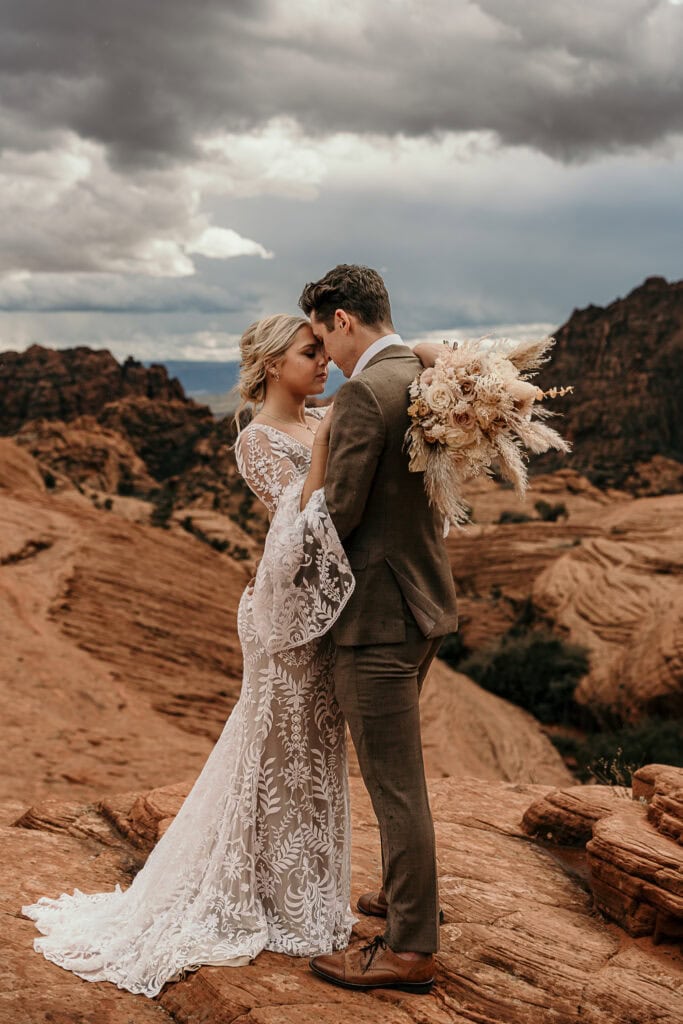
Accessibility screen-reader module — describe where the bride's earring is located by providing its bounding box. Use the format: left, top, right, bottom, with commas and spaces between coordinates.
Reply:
270, 368, 280, 382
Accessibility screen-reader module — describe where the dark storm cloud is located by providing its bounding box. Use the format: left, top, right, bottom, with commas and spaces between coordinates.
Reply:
2, 0, 683, 165
0, 273, 255, 314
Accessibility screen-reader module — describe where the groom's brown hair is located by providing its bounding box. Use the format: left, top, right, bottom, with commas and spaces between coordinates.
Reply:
299, 264, 393, 331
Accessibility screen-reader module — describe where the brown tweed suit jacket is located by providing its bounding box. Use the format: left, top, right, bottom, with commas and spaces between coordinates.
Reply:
325, 345, 458, 646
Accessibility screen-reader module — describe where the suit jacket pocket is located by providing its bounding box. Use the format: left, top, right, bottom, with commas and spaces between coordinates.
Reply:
385, 557, 443, 636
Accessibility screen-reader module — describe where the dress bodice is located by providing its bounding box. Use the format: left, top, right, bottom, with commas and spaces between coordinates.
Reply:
235, 411, 325, 514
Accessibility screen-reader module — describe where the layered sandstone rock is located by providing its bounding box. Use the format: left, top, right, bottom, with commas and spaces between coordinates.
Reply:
447, 470, 624, 652
0, 343, 263, 540
0, 439, 568, 812
634, 764, 683, 845
587, 802, 683, 941
533, 493, 683, 718
521, 784, 628, 845
0, 437, 47, 496
0, 437, 240, 805
419, 659, 571, 786
7, 776, 683, 1024
523, 766, 683, 943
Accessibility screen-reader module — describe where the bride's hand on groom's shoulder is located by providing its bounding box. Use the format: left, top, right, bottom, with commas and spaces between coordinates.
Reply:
413, 341, 453, 368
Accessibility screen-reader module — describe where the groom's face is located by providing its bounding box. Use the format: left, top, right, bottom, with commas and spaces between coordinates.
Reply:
310, 310, 355, 378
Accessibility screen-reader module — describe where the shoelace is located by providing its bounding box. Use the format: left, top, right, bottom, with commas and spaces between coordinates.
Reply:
360, 935, 387, 972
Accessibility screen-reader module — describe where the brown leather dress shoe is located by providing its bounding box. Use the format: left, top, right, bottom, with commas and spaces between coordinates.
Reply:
309, 936, 434, 994
357, 889, 446, 925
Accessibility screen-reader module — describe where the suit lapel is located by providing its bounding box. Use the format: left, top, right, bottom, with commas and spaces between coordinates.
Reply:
362, 345, 417, 373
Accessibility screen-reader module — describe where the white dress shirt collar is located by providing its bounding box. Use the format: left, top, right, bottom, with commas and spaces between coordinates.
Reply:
351, 333, 405, 378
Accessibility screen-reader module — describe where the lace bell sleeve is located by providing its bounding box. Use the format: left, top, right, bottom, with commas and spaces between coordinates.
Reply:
235, 426, 355, 655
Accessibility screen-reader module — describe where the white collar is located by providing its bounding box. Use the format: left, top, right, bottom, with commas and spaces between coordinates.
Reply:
351, 333, 405, 377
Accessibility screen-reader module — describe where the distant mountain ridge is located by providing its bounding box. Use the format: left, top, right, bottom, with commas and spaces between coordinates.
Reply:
0, 344, 187, 436
533, 275, 683, 488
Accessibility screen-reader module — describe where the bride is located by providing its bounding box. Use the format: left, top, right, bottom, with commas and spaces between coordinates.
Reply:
23, 314, 358, 998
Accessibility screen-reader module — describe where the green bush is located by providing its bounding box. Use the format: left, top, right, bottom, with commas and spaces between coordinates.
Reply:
116, 464, 136, 497
570, 719, 683, 785
535, 499, 568, 522
458, 629, 589, 724
150, 485, 175, 528
498, 509, 533, 524
438, 631, 470, 669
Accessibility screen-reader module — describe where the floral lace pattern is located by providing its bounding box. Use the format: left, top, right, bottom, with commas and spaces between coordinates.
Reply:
23, 415, 356, 998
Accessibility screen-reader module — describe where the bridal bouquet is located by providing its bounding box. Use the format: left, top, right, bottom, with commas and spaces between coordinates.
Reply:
405, 336, 573, 526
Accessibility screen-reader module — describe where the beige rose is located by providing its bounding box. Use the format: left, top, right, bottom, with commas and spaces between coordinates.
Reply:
449, 407, 477, 432
443, 425, 469, 449
425, 382, 453, 412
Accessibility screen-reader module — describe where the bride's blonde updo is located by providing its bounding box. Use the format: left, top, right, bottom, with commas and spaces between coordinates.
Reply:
234, 313, 309, 432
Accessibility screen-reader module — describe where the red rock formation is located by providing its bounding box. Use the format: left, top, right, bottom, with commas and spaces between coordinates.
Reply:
533, 275, 683, 490
419, 659, 571, 786
0, 343, 263, 539
97, 394, 215, 481
0, 438, 568, 810
2, 407, 683, 1019
446, 469, 626, 653
0, 344, 185, 435
6, 776, 682, 1023
521, 784, 628, 845
523, 765, 683, 943
14, 416, 156, 495
533, 493, 683, 719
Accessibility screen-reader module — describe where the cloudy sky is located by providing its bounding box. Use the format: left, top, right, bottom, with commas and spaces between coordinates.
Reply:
1, 0, 682, 362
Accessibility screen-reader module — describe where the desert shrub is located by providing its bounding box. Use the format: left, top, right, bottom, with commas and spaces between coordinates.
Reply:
458, 630, 589, 724
498, 509, 533, 524
438, 631, 470, 669
547, 732, 580, 760
43, 470, 56, 489
103, 497, 113, 511
180, 515, 249, 560
117, 465, 136, 497
535, 499, 568, 522
150, 485, 175, 528
571, 719, 683, 784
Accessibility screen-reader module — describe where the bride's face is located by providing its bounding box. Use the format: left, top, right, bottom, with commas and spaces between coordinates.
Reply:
276, 325, 329, 397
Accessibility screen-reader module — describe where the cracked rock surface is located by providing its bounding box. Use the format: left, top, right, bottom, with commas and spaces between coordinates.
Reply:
7, 777, 683, 1024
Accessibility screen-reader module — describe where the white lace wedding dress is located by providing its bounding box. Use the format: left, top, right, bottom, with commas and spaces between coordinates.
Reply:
23, 414, 356, 998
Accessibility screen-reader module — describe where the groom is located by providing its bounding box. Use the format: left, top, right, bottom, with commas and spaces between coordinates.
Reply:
299, 265, 458, 993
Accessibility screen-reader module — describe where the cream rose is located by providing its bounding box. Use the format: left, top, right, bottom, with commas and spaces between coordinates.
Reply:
425, 382, 453, 413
